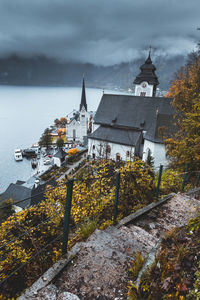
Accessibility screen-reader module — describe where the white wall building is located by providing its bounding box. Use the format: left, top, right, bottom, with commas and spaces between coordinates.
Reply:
88, 50, 175, 168
88, 139, 135, 161
88, 126, 142, 161
134, 47, 159, 97
142, 140, 167, 168
66, 78, 94, 145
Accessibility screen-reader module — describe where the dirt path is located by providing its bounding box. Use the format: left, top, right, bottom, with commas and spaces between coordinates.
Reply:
57, 156, 86, 181
28, 193, 200, 300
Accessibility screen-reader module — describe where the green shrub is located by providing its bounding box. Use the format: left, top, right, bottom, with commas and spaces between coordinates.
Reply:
0, 198, 14, 223
77, 218, 98, 240
156, 168, 183, 194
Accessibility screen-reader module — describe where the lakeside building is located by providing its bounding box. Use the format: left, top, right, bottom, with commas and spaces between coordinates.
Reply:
88, 50, 176, 167
66, 78, 95, 145
0, 178, 57, 209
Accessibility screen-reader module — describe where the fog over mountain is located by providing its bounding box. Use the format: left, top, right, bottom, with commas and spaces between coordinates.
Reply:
0, 54, 186, 91
0, 0, 199, 90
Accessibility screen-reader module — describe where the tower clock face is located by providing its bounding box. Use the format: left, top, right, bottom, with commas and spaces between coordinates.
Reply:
141, 82, 147, 88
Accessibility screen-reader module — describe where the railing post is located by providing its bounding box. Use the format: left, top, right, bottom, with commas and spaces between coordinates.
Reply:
195, 171, 200, 187
114, 172, 120, 224
62, 179, 74, 254
155, 164, 163, 200
181, 163, 189, 193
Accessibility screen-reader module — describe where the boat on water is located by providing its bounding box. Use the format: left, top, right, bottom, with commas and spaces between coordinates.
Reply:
31, 158, 38, 169
14, 149, 23, 161
30, 143, 40, 155
43, 157, 51, 165
22, 144, 41, 158
22, 149, 37, 158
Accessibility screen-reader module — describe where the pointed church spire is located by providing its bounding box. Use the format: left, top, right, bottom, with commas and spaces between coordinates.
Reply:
80, 75, 87, 111
145, 45, 152, 64
133, 46, 159, 87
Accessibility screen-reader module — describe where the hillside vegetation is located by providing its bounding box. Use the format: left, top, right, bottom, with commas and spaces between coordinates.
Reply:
127, 50, 200, 300
0, 158, 155, 298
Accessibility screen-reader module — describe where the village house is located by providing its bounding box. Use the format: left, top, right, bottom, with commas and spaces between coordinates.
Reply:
66, 78, 94, 145
88, 50, 175, 167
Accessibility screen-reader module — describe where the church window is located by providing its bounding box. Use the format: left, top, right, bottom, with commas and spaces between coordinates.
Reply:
126, 151, 130, 156
106, 144, 111, 154
92, 153, 95, 159
93, 145, 95, 150
73, 129, 76, 141
140, 92, 146, 96
116, 153, 121, 161
105, 144, 111, 159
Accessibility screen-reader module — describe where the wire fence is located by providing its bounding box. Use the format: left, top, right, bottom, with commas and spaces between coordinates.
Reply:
0, 160, 200, 297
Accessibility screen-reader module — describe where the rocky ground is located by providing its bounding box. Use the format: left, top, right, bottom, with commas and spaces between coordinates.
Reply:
23, 193, 200, 300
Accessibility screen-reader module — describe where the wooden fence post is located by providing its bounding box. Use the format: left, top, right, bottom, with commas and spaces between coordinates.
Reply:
195, 171, 200, 187
62, 179, 74, 254
156, 164, 163, 200
114, 172, 120, 224
181, 163, 189, 193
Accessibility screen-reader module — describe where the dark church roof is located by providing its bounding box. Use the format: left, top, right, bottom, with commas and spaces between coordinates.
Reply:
31, 179, 57, 206
16, 180, 26, 185
80, 77, 87, 111
54, 148, 67, 160
89, 126, 142, 146
70, 112, 80, 123
0, 179, 57, 209
144, 113, 175, 143
93, 94, 175, 144
0, 184, 31, 208
133, 53, 159, 86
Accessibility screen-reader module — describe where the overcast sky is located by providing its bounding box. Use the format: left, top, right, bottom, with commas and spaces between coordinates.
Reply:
0, 0, 199, 66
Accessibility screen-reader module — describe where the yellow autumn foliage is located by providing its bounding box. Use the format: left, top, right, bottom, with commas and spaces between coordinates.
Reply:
0, 158, 154, 298
67, 148, 79, 156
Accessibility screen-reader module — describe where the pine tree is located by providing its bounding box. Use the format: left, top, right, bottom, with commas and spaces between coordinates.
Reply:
146, 149, 154, 169
39, 128, 52, 149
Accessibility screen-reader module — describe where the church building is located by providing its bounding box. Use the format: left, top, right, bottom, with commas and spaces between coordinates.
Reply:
88, 50, 175, 167
66, 78, 94, 145
134, 48, 159, 97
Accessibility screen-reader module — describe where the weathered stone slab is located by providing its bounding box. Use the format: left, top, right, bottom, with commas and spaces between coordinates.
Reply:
18, 243, 82, 300
116, 193, 175, 228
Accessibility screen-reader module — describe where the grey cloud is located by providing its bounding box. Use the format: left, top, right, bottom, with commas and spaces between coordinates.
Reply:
0, 0, 199, 65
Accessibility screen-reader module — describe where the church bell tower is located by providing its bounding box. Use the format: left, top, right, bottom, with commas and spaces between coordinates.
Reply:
134, 47, 159, 97
80, 76, 87, 112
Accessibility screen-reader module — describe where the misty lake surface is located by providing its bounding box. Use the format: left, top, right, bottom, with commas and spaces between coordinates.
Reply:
0, 86, 104, 192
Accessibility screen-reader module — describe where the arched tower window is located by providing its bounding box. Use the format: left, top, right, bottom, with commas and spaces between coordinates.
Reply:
116, 153, 121, 161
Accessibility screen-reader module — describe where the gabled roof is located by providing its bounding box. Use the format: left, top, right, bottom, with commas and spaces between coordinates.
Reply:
30, 179, 57, 206
89, 126, 142, 147
0, 184, 31, 208
54, 148, 67, 159
70, 112, 80, 123
94, 94, 175, 143
95, 94, 174, 127
0, 179, 57, 209
144, 113, 176, 143
16, 180, 26, 185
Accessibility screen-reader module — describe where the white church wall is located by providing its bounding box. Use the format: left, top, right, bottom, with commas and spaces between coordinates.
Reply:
88, 138, 135, 161
143, 139, 167, 168
53, 157, 61, 167
66, 111, 90, 143
93, 123, 100, 132
135, 82, 154, 97
67, 124, 87, 143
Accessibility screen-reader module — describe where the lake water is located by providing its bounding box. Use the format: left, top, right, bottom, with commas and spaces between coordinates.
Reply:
0, 86, 104, 192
